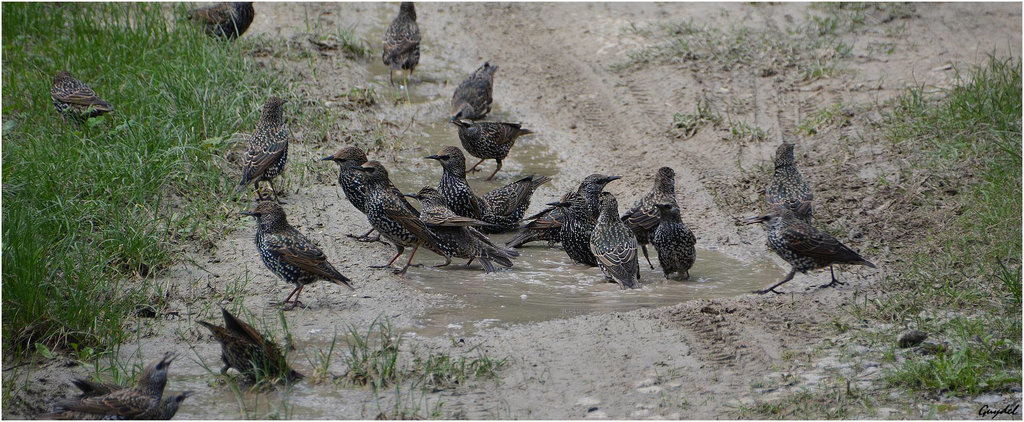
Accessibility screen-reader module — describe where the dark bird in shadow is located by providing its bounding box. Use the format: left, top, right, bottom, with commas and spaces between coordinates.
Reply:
198, 307, 304, 382
187, 2, 255, 40
450, 62, 497, 121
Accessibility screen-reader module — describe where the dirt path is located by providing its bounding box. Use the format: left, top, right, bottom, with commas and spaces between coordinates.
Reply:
5, 2, 1020, 419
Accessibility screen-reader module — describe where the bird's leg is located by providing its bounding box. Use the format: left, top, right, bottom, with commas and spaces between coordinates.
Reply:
755, 269, 797, 294
254, 181, 266, 201
275, 285, 301, 309
465, 257, 475, 267
267, 180, 286, 204
283, 285, 306, 311
220, 355, 230, 375
468, 158, 486, 173
640, 244, 654, 269
395, 245, 421, 275
433, 255, 452, 268
818, 266, 847, 289
371, 248, 404, 269
683, 270, 691, 281
347, 228, 378, 242
486, 159, 502, 181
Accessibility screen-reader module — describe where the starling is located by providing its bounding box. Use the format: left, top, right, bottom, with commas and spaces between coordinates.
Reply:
187, 2, 255, 40
353, 161, 450, 274
505, 174, 620, 248
382, 2, 420, 86
741, 203, 876, 294
590, 192, 641, 289
765, 142, 813, 222
321, 146, 380, 242
43, 353, 175, 420
240, 201, 354, 310
621, 167, 678, 269
425, 146, 550, 233
450, 62, 498, 121
197, 307, 303, 382
548, 192, 598, 266
651, 203, 696, 280
406, 187, 519, 272
50, 70, 114, 123
451, 119, 534, 180
53, 379, 192, 420
239, 97, 290, 203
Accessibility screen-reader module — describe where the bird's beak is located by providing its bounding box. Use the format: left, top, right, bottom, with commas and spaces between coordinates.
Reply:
424, 154, 440, 160
403, 193, 420, 200
602, 175, 622, 183
320, 155, 334, 161
240, 210, 257, 216
547, 201, 570, 207
181, 391, 195, 399
739, 215, 765, 225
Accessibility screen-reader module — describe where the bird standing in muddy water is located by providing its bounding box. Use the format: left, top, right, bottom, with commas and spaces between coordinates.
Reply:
382, 2, 420, 87
355, 161, 451, 274
590, 192, 641, 289
651, 202, 696, 280
198, 307, 304, 383
238, 97, 290, 203
548, 193, 599, 266
42, 353, 176, 420
321, 146, 381, 242
621, 166, 679, 269
766, 142, 814, 223
241, 201, 354, 310
406, 187, 519, 272
451, 119, 534, 181
50, 70, 114, 123
506, 173, 620, 249
741, 203, 875, 294
451, 62, 498, 121
56, 379, 192, 420
187, 2, 254, 40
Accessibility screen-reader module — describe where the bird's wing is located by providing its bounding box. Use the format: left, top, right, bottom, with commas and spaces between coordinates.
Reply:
482, 123, 520, 147
421, 205, 494, 227
218, 309, 269, 346
621, 202, 660, 232
58, 392, 150, 418
53, 82, 110, 108
482, 177, 532, 215
383, 22, 421, 64
265, 232, 353, 288
782, 225, 862, 263
592, 241, 639, 287
71, 379, 121, 398
189, 3, 233, 24
240, 128, 289, 184
384, 197, 442, 245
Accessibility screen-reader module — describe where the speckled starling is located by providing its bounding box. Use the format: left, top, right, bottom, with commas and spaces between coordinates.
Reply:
43, 353, 175, 420
239, 97, 290, 203
450, 62, 497, 121
742, 203, 875, 294
354, 161, 450, 274
240, 201, 354, 310
55, 379, 192, 420
651, 203, 696, 280
451, 119, 534, 180
382, 2, 420, 86
765, 142, 813, 222
590, 192, 641, 289
548, 193, 598, 266
406, 187, 519, 272
321, 146, 380, 242
188, 2, 254, 40
197, 307, 303, 382
425, 146, 550, 233
621, 167, 678, 269
505, 174, 620, 248
50, 70, 114, 123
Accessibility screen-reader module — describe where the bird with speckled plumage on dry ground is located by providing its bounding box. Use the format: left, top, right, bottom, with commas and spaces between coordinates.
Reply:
238, 97, 291, 203
590, 192, 641, 289
241, 201, 353, 310
766, 142, 814, 222
451, 119, 534, 180
50, 70, 114, 123
382, 2, 420, 86
406, 187, 519, 272
741, 202, 875, 294
187, 2, 254, 40
51, 376, 192, 420
505, 173, 620, 249
621, 166, 678, 269
354, 161, 451, 274
41, 353, 176, 420
321, 145, 382, 242
451, 62, 498, 121
198, 307, 304, 383
425, 146, 550, 233
651, 202, 696, 280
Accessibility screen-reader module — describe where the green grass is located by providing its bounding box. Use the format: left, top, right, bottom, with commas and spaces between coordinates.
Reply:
871, 56, 1022, 395
341, 317, 403, 390
2, 3, 280, 357
412, 347, 508, 392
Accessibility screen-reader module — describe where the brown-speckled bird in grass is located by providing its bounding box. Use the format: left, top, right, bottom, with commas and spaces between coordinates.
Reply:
354, 161, 451, 274
49, 379, 191, 420
321, 146, 381, 242
651, 203, 696, 280
741, 203, 875, 294
50, 70, 114, 123
238, 97, 290, 203
382, 2, 420, 86
241, 201, 354, 310
450, 62, 498, 121
590, 192, 641, 289
198, 307, 304, 382
406, 187, 519, 272
451, 119, 534, 180
41, 353, 175, 420
621, 167, 678, 269
187, 2, 254, 40
505, 174, 620, 249
766, 142, 813, 223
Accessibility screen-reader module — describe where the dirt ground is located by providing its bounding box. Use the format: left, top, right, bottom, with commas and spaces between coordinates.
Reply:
5, 2, 1021, 419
